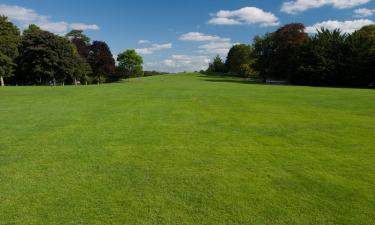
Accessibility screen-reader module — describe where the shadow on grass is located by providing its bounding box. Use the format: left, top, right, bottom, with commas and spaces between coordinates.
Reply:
198, 73, 264, 85
201, 78, 260, 85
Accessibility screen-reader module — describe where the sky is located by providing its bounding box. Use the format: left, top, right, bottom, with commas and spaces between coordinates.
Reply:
0, 0, 375, 72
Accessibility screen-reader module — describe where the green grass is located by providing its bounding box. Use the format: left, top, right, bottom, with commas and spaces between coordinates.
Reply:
0, 73, 374, 225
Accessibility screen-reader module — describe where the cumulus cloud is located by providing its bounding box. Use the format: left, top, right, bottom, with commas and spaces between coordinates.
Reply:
354, 8, 375, 17
197, 41, 238, 55
0, 4, 99, 33
281, 0, 371, 14
135, 43, 172, 54
138, 40, 151, 44
145, 55, 211, 73
180, 32, 236, 56
305, 19, 374, 33
208, 7, 280, 27
179, 32, 230, 42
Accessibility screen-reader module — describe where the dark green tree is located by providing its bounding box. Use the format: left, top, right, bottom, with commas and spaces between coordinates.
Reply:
225, 44, 254, 75
87, 41, 115, 84
66, 30, 90, 44
117, 49, 144, 78
253, 33, 276, 82
207, 55, 226, 73
0, 16, 21, 86
71, 45, 92, 85
346, 25, 375, 87
298, 29, 348, 86
18, 25, 77, 85
272, 23, 309, 81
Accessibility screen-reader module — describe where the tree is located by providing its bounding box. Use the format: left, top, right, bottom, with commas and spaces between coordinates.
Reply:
117, 49, 143, 78
253, 33, 276, 82
207, 55, 226, 73
66, 30, 90, 44
87, 41, 115, 84
0, 16, 21, 86
66, 30, 90, 59
270, 23, 308, 81
225, 44, 253, 75
18, 25, 77, 85
346, 25, 375, 87
239, 63, 257, 78
71, 45, 92, 85
297, 29, 348, 86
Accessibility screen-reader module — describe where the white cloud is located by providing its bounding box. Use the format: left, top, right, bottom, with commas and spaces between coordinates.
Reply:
135, 43, 172, 54
145, 55, 211, 73
0, 4, 99, 33
354, 8, 375, 17
208, 7, 280, 27
179, 32, 230, 42
180, 32, 236, 56
70, 23, 99, 30
197, 41, 238, 55
281, 0, 371, 14
305, 19, 374, 33
138, 40, 151, 44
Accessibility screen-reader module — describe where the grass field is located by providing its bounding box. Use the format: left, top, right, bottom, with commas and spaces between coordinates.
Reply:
0, 73, 374, 225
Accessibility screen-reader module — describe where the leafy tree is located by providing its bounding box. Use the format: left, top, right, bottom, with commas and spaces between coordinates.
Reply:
66, 30, 90, 59
253, 33, 276, 82
239, 63, 257, 78
71, 45, 92, 85
271, 23, 308, 80
346, 25, 375, 86
117, 49, 144, 78
297, 29, 348, 86
71, 38, 90, 59
18, 25, 77, 85
87, 41, 115, 84
0, 16, 21, 86
207, 55, 226, 73
66, 30, 90, 44
225, 44, 253, 75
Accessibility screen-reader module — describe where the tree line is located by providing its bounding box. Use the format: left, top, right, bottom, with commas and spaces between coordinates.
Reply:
0, 16, 144, 86
207, 23, 375, 87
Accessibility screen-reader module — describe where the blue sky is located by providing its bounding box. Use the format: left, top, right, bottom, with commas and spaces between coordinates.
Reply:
1, 0, 375, 72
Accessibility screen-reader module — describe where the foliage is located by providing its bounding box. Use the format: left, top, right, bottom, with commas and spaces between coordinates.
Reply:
345, 25, 375, 86
88, 41, 116, 83
18, 25, 77, 84
251, 23, 374, 87
297, 29, 348, 86
207, 55, 226, 73
71, 45, 92, 84
0, 16, 21, 85
239, 63, 257, 78
144, 70, 168, 77
66, 29, 91, 44
0, 53, 14, 81
225, 44, 254, 75
117, 49, 144, 78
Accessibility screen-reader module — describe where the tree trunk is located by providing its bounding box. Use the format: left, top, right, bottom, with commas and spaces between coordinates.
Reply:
74, 78, 77, 86
0, 76, 4, 87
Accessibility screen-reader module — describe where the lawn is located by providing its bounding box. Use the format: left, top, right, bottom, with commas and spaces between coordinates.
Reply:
0, 73, 374, 225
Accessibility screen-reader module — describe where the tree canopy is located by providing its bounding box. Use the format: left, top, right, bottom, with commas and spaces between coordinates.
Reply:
66, 30, 91, 44
225, 44, 253, 75
88, 41, 116, 83
117, 49, 144, 78
18, 25, 77, 84
0, 16, 21, 86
